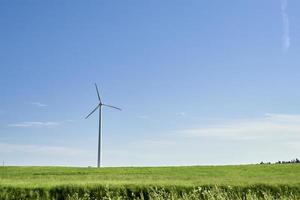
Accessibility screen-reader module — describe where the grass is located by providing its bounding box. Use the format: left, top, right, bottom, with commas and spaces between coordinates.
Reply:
0, 164, 299, 199
1, 164, 299, 187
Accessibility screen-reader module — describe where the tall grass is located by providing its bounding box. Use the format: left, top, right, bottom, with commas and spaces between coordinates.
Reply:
0, 185, 299, 200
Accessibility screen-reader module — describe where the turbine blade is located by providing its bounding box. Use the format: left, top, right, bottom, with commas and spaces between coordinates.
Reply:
95, 83, 102, 103
102, 104, 122, 111
85, 104, 100, 119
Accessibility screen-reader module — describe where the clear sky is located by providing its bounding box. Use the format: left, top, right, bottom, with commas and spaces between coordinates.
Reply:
0, 0, 300, 167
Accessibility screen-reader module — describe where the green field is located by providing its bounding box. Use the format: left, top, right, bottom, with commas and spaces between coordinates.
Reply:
0, 164, 299, 199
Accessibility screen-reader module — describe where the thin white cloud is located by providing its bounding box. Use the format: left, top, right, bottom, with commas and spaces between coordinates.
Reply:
8, 121, 60, 127
178, 113, 300, 140
102, 113, 300, 166
265, 113, 300, 122
65, 119, 75, 122
281, 0, 290, 53
176, 112, 186, 117
137, 115, 149, 119
31, 102, 47, 107
0, 143, 91, 157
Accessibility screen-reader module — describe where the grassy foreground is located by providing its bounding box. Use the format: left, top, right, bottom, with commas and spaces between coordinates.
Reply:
0, 164, 299, 199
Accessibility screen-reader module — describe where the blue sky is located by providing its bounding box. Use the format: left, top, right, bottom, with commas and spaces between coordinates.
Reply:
0, 0, 300, 166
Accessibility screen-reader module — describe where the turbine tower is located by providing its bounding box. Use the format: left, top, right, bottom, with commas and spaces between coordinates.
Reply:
85, 84, 121, 168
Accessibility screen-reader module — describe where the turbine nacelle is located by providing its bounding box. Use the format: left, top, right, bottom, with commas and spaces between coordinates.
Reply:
85, 84, 121, 119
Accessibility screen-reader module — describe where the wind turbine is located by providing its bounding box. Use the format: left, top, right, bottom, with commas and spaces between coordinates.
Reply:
85, 84, 121, 168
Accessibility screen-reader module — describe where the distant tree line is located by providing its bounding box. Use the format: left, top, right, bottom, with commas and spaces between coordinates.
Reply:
260, 158, 300, 165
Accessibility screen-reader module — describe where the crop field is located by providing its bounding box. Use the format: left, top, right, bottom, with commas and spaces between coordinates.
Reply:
0, 164, 299, 199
